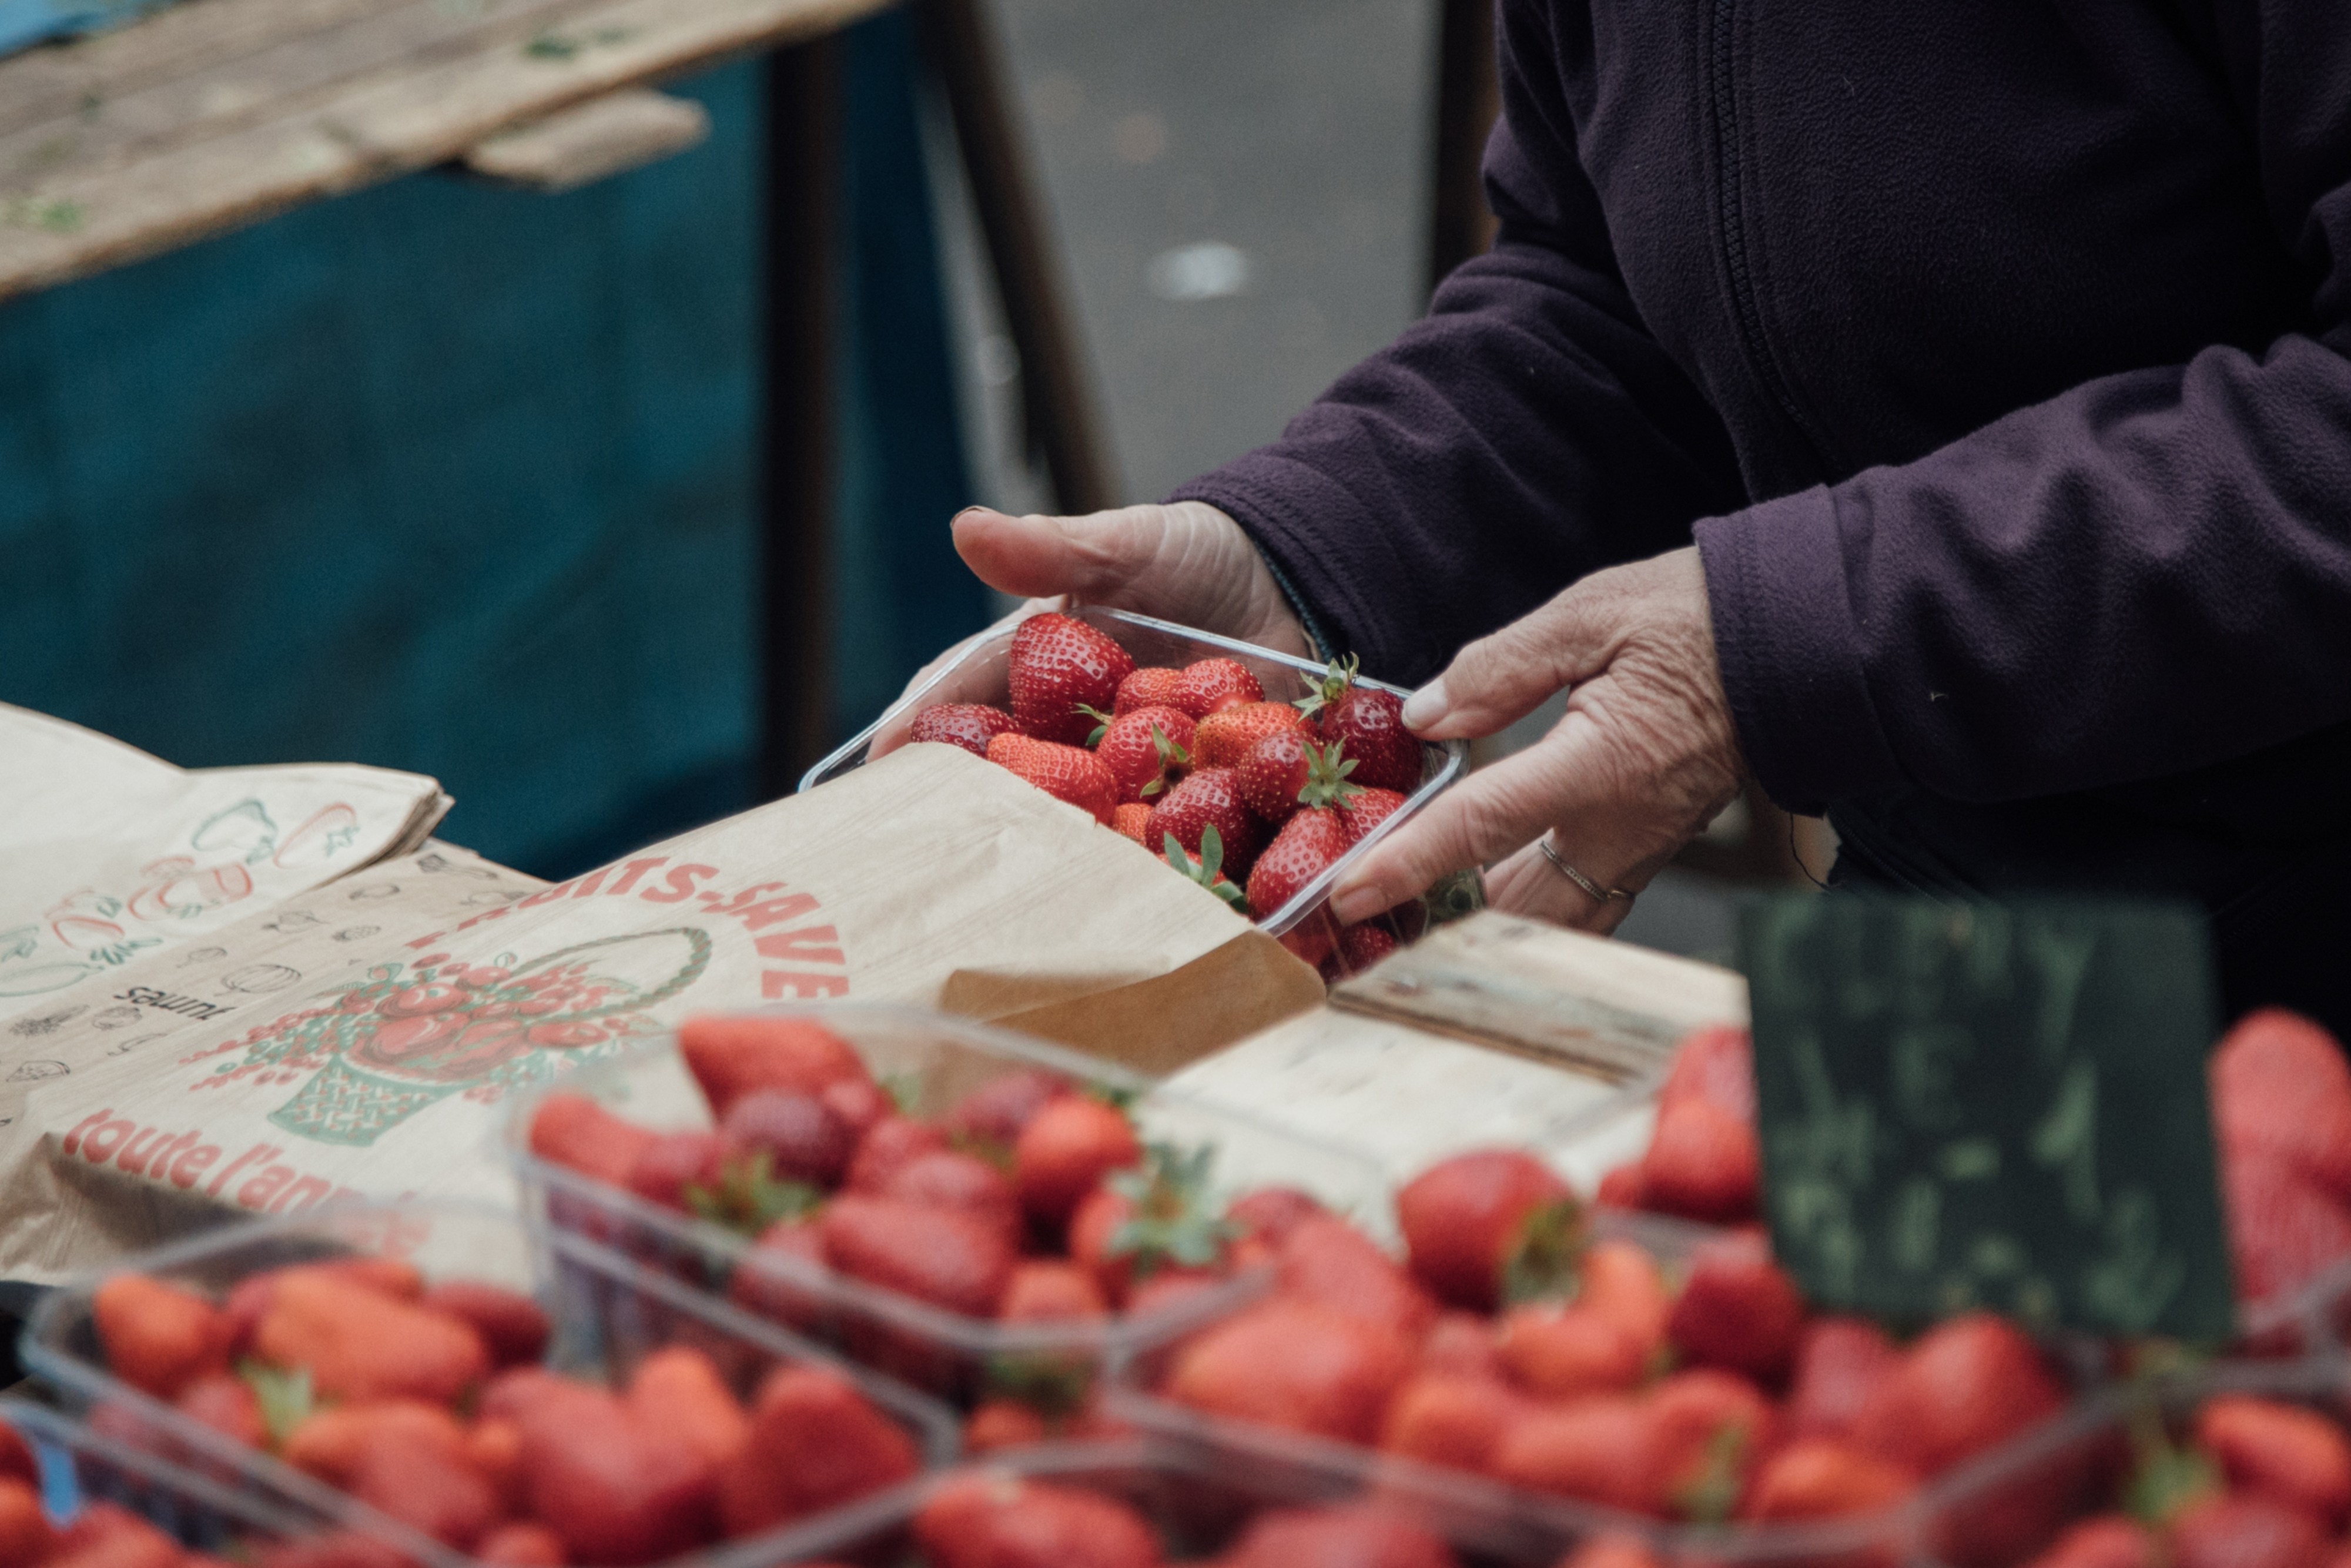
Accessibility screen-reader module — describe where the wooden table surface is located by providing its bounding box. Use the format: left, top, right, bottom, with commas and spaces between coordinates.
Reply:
0, 0, 890, 302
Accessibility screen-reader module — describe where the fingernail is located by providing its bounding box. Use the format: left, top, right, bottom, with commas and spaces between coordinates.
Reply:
952, 506, 990, 525
1400, 678, 1447, 732
1329, 885, 1382, 925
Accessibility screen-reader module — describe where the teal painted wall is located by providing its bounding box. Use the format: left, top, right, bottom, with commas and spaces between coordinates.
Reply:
0, 14, 987, 877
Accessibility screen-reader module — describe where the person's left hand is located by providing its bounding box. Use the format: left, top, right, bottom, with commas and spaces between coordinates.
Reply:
1327, 545, 1746, 935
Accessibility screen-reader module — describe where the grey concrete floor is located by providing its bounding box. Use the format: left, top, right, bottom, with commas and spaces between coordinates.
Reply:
934, 0, 1753, 966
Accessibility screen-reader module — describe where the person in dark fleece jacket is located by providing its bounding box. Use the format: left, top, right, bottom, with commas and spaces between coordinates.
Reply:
944, 0, 2351, 1033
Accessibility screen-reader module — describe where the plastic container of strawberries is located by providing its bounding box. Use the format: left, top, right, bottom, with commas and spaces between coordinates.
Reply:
798, 605, 1483, 970
0, 1397, 339, 1559
500, 1004, 1394, 1409
19, 1199, 960, 1568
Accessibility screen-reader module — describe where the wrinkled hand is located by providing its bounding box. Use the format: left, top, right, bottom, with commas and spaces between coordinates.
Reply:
1328, 547, 1745, 935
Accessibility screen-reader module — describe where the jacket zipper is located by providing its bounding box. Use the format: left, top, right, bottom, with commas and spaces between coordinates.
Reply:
1705, 0, 1830, 476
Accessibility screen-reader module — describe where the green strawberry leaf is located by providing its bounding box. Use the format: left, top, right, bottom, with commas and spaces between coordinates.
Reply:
1164, 827, 1249, 913
982, 1351, 1095, 1417
1105, 1142, 1237, 1279
238, 1359, 315, 1448
684, 1150, 823, 1238
1499, 1195, 1590, 1306
1673, 1422, 1750, 1525
882, 1072, 923, 1114
1295, 741, 1364, 810
1197, 824, 1224, 882
2122, 1396, 2221, 1527
1293, 655, 1361, 719
1150, 723, 1191, 770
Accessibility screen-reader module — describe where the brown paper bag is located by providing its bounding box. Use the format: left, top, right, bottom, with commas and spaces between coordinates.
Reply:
0, 746, 1319, 1280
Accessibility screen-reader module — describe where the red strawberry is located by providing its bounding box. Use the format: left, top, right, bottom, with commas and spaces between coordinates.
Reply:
719, 1087, 859, 1185
1495, 1303, 1646, 1399
413, 1283, 550, 1370
726, 1217, 829, 1329
942, 1070, 1070, 1147
1298, 659, 1423, 791
1852, 1312, 2065, 1479
715, 1366, 919, 1536
908, 703, 1019, 756
1146, 768, 1264, 877
1090, 705, 1194, 801
1396, 1149, 1573, 1311
1009, 612, 1135, 744
1277, 1214, 1438, 1342
1660, 1024, 1757, 1121
176, 1373, 266, 1448
1336, 786, 1409, 846
1648, 1368, 1778, 1520
1114, 665, 1186, 715
1193, 701, 1314, 768
880, 1148, 1022, 1241
1740, 1438, 1918, 1523
511, 1383, 712, 1564
1665, 1235, 1806, 1381
2214, 1010, 2351, 1201
987, 732, 1119, 823
1218, 1503, 1461, 1568
1227, 1186, 1326, 1246
913, 1475, 1162, 1568
1111, 802, 1154, 845
846, 1114, 949, 1191
1555, 1538, 1667, 1568
1171, 656, 1264, 718
2025, 1516, 2159, 1568
2225, 1150, 2351, 1304
997, 1260, 1109, 1321
1784, 1316, 1901, 1442
1014, 1095, 1142, 1227
820, 1194, 1015, 1316
528, 1092, 658, 1187
1489, 1395, 1656, 1513
2195, 1395, 2351, 1523
2166, 1493, 2331, 1568
92, 1275, 230, 1400
625, 1129, 726, 1211
1164, 1298, 1415, 1444
1237, 731, 1362, 823
1379, 1371, 1528, 1473
1640, 1097, 1760, 1224
1335, 922, 1399, 972
0, 1480, 52, 1568
1245, 809, 1351, 921
679, 1015, 870, 1118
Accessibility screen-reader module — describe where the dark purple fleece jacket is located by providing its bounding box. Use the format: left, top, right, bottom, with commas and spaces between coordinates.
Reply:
1171, 0, 2351, 996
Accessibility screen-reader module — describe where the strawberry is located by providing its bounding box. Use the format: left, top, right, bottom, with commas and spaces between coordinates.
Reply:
913, 1474, 1162, 1568
986, 732, 1119, 824
1194, 701, 1314, 768
846, 1114, 950, 1191
1111, 802, 1154, 845
1555, 1537, 1667, 1568
0, 1479, 53, 1568
176, 1372, 266, 1448
1245, 808, 1350, 921
1237, 732, 1361, 824
1145, 769, 1264, 879
1489, 1395, 1657, 1513
1088, 705, 1194, 802
467, 1418, 524, 1512
1008, 612, 1136, 744
1164, 1298, 1414, 1443
822, 1194, 1016, 1316
678, 1014, 870, 1118
625, 1346, 752, 1470
1298, 658, 1423, 791
1418, 1312, 1502, 1379
1649, 1368, 1777, 1521
942, 1069, 1070, 1148
252, 1269, 490, 1405
2194, 1396, 2351, 1523
1227, 1186, 1325, 1246
719, 1086, 859, 1185
1171, 656, 1264, 718
414, 1283, 549, 1370
1337, 786, 1409, 846
1336, 921, 1400, 971
880, 1148, 1022, 1241
1660, 1024, 1757, 1121
93, 1274, 230, 1399
1579, 1239, 1670, 1353
624, 1128, 726, 1211
1085, 1142, 1235, 1293
1379, 1371, 1528, 1473
512, 1382, 713, 1564
1395, 1149, 1573, 1311
1640, 1097, 1760, 1224
2213, 1010, 2351, 1201
1784, 1316, 1901, 1442
998, 1260, 1109, 1321
1665, 1235, 1806, 1382
349, 1423, 503, 1549
1163, 827, 1250, 913
1740, 1438, 1918, 1522
1495, 1303, 1646, 1399
1277, 1214, 1438, 1342
1852, 1312, 2065, 1479
963, 1398, 1050, 1452
1015, 1095, 1142, 1227
1069, 1186, 1141, 1304
49, 1505, 180, 1568
1114, 665, 1187, 715
476, 1524, 565, 1567
715, 1365, 917, 1535
819, 1076, 892, 1140
0, 1423, 32, 1488
726, 1217, 829, 1331
2225, 1151, 2351, 1304
2166, 1493, 2332, 1568
284, 1401, 469, 1486
1217, 1503, 1461, 1568
1596, 1162, 1648, 1209
909, 703, 1020, 756
2025, 1517, 2160, 1568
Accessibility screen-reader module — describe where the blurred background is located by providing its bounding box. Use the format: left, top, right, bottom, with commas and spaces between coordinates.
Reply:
0, 0, 1811, 960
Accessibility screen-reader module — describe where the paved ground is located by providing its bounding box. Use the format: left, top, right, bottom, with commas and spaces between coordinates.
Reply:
936, 0, 1749, 964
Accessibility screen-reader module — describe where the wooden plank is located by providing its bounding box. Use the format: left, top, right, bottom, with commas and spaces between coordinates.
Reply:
463, 87, 708, 190
0, 0, 888, 300
1327, 909, 1747, 1083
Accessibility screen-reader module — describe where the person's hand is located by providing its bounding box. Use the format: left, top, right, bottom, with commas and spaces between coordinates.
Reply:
1328, 546, 1744, 935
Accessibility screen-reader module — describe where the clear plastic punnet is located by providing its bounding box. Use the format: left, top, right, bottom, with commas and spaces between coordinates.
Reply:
798, 605, 1482, 971
19, 1200, 960, 1568
502, 1004, 1393, 1407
